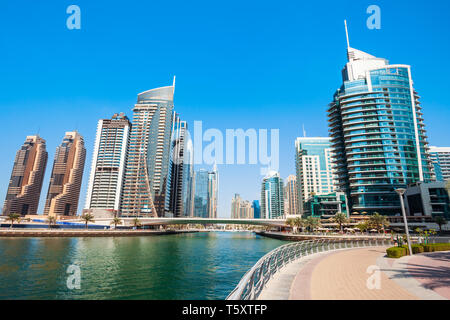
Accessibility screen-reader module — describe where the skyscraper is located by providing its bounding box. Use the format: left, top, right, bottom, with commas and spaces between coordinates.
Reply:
207, 164, 218, 218
231, 194, 254, 219
84, 113, 130, 216
327, 22, 433, 215
193, 169, 209, 218
120, 81, 175, 217
192, 165, 218, 218
260, 171, 284, 219
3, 135, 48, 216
44, 131, 86, 217
165, 113, 194, 217
284, 174, 299, 216
295, 137, 335, 214
252, 200, 261, 219
430, 147, 450, 182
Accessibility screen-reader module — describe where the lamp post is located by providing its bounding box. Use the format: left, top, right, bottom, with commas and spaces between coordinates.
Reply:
395, 188, 412, 256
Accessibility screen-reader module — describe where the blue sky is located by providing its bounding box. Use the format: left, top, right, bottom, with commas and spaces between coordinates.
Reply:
0, 0, 449, 217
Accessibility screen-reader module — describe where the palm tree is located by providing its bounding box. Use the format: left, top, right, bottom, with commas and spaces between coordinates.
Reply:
434, 216, 447, 234
46, 216, 57, 229
80, 213, 95, 229
286, 218, 295, 233
6, 213, 21, 229
368, 212, 389, 233
332, 212, 348, 232
305, 216, 321, 232
110, 217, 122, 229
355, 221, 369, 233
293, 217, 303, 233
132, 218, 141, 229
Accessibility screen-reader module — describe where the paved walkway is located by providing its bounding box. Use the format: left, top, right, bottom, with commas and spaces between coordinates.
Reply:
259, 247, 450, 300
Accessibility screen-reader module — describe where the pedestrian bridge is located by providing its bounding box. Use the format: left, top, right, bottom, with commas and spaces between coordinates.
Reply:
71, 217, 288, 227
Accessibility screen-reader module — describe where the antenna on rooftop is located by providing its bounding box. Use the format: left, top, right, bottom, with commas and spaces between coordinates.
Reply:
344, 20, 350, 48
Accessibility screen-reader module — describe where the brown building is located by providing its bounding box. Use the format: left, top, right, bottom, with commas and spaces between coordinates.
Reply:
44, 131, 86, 217
3, 135, 48, 216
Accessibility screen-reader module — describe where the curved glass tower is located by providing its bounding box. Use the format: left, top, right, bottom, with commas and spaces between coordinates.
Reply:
328, 28, 433, 215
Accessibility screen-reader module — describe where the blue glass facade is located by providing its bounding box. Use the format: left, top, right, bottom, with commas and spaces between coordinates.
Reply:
328, 49, 433, 215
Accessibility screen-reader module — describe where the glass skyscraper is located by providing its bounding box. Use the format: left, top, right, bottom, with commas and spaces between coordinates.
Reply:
193, 169, 209, 218
260, 171, 284, 219
328, 28, 433, 215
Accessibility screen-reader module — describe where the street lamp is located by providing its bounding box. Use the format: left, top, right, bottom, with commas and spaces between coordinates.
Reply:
395, 188, 412, 256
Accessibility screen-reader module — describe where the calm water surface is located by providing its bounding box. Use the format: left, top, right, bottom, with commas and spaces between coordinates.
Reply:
0, 231, 283, 299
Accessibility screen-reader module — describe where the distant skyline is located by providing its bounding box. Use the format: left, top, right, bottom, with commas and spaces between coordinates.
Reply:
1, 0, 450, 217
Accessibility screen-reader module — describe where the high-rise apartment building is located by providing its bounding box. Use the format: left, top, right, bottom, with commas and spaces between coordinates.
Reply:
260, 171, 284, 219
430, 147, 450, 182
3, 135, 48, 216
120, 81, 175, 217
192, 165, 218, 218
193, 169, 209, 218
327, 22, 433, 215
165, 114, 194, 217
231, 194, 254, 219
284, 175, 299, 216
295, 137, 335, 214
84, 113, 130, 216
44, 131, 86, 217
252, 200, 261, 219
207, 164, 218, 218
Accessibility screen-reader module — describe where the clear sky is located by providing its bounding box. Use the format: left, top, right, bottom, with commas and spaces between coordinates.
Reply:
1, 0, 449, 217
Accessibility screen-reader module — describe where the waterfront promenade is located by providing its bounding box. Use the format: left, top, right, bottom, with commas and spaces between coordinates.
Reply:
258, 247, 450, 300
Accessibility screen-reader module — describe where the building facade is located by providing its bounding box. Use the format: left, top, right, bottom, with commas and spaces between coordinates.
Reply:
3, 135, 48, 216
260, 171, 285, 219
327, 30, 433, 215
403, 181, 450, 220
430, 146, 450, 182
44, 131, 86, 217
252, 200, 261, 219
207, 164, 218, 218
231, 194, 254, 219
284, 175, 299, 216
120, 82, 175, 217
193, 169, 209, 218
303, 192, 348, 219
295, 137, 335, 214
84, 113, 130, 217
165, 114, 192, 217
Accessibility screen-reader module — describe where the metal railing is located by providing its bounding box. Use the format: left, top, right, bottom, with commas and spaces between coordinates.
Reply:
226, 238, 393, 300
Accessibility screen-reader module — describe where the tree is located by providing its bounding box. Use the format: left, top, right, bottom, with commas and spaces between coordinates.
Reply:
80, 213, 95, 229
6, 213, 21, 229
132, 218, 142, 229
434, 216, 447, 233
305, 216, 321, 232
368, 212, 389, 233
293, 217, 304, 233
332, 212, 348, 232
355, 221, 369, 233
46, 216, 57, 229
110, 217, 123, 229
286, 218, 295, 233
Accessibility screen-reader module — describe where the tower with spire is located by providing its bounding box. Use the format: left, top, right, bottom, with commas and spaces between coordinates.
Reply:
327, 21, 433, 216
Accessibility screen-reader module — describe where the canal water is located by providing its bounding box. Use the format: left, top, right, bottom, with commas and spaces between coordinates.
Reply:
0, 231, 284, 299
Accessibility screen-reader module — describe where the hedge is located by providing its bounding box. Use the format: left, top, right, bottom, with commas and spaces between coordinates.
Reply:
386, 243, 450, 258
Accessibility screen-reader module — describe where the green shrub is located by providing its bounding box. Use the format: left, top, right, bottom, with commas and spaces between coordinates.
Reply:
411, 244, 424, 254
423, 243, 450, 252
386, 247, 407, 258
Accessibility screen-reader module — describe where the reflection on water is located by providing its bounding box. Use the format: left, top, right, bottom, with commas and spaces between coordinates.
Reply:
0, 232, 283, 300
